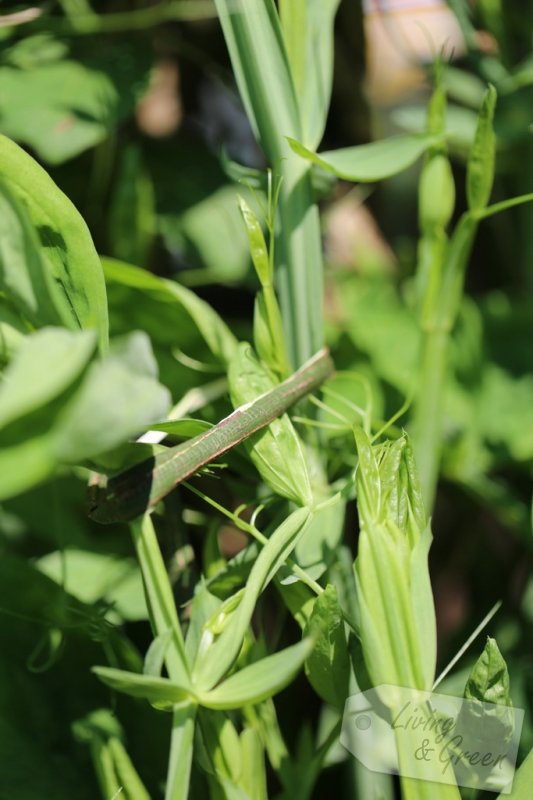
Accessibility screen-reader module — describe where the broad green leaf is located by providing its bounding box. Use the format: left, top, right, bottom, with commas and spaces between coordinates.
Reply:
303, 585, 350, 710
193, 507, 312, 690
279, 0, 341, 149
0, 44, 150, 164
52, 332, 171, 462
200, 638, 314, 709
37, 549, 147, 623
175, 184, 253, 284
461, 638, 515, 746
0, 330, 170, 499
0, 437, 56, 501
93, 666, 193, 709
336, 275, 420, 394
464, 637, 511, 706
102, 257, 238, 367
0, 136, 108, 352
0, 319, 25, 366
287, 133, 440, 182
479, 365, 533, 461
393, 103, 479, 155
0, 553, 90, 631
228, 344, 313, 506
0, 181, 63, 328
0, 328, 95, 429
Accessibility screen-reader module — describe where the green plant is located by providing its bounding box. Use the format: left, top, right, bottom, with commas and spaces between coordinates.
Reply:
1, 2, 533, 800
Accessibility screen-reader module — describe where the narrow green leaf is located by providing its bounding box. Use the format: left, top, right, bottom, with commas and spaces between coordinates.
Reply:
200, 638, 314, 709
144, 630, 173, 678
409, 526, 437, 689
93, 666, 194, 708
253, 290, 290, 379
240, 727, 267, 800
107, 738, 150, 800
0, 135, 108, 352
214, 0, 301, 159
471, 192, 533, 221
466, 84, 497, 211
279, 0, 341, 149
287, 133, 441, 182
193, 507, 312, 690
353, 426, 381, 528
238, 196, 270, 286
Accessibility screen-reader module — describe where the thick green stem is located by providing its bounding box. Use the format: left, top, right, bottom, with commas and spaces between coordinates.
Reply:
410, 327, 449, 513
214, 0, 324, 368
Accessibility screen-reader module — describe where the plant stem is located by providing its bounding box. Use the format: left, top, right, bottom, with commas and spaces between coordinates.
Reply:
410, 326, 449, 513
214, 0, 324, 368
130, 516, 190, 683
165, 704, 197, 800
131, 515, 196, 800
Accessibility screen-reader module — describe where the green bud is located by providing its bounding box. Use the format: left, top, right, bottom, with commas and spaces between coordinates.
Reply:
419, 154, 455, 232
353, 427, 436, 689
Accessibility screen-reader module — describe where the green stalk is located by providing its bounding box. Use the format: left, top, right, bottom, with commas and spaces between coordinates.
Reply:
411, 327, 449, 513
130, 516, 195, 800
89, 347, 333, 523
214, 0, 324, 367
164, 704, 197, 800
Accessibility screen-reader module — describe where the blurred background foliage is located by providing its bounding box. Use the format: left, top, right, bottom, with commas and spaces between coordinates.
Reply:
1, 1, 533, 797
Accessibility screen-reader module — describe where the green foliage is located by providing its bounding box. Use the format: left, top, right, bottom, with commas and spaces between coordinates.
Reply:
0, 135, 108, 351
1, 2, 532, 799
